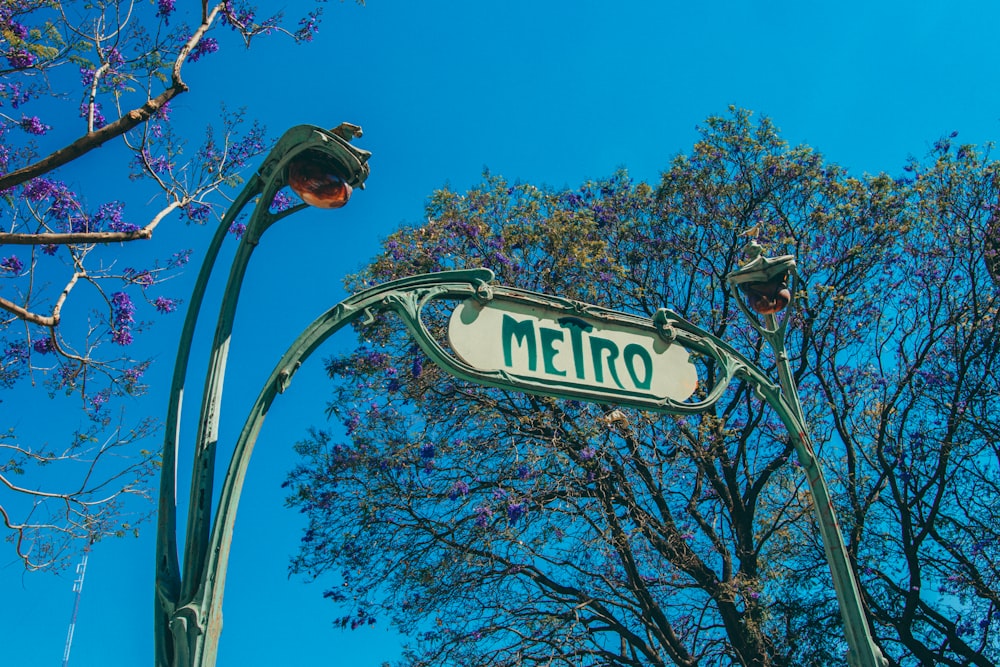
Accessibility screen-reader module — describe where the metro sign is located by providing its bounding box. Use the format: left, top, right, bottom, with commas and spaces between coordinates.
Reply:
448, 296, 698, 405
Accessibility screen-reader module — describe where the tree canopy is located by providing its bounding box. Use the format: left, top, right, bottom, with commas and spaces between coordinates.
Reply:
0, 0, 361, 570
285, 109, 1000, 666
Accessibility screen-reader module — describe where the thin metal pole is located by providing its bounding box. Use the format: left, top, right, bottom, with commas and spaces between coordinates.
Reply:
762, 315, 888, 667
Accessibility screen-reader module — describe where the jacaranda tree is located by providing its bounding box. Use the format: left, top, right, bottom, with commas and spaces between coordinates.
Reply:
284, 108, 1000, 666
0, 0, 361, 570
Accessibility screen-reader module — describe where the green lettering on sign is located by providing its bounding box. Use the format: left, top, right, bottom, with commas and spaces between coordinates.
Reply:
540, 327, 566, 377
448, 296, 699, 406
589, 336, 625, 389
623, 343, 653, 390
502, 314, 536, 371
559, 317, 590, 380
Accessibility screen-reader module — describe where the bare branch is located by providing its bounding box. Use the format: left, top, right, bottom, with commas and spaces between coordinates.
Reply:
0, 294, 56, 327
0, 4, 224, 191
0, 270, 83, 327
0, 229, 152, 245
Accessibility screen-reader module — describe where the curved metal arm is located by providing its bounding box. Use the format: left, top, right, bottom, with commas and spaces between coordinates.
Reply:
185, 269, 494, 666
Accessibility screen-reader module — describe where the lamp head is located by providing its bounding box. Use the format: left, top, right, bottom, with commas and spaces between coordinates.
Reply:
287, 150, 353, 209
726, 242, 797, 315
738, 271, 791, 314
259, 123, 371, 212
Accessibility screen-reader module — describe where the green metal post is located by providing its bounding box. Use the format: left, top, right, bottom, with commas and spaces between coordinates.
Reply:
727, 243, 888, 667
154, 124, 370, 667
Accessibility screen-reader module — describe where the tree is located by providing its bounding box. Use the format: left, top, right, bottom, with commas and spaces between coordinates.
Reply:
0, 0, 362, 570
284, 109, 1000, 666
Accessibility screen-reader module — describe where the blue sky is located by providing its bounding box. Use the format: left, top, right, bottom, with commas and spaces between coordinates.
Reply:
4, 1, 1000, 665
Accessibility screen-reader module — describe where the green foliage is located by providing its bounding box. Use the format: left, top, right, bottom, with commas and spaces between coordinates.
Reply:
286, 109, 1000, 666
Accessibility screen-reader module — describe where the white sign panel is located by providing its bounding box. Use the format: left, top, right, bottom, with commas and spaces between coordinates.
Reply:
448, 298, 698, 403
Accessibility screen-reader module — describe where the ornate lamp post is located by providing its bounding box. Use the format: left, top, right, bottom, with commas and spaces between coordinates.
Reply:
151, 122, 885, 667
726, 243, 888, 667
153, 123, 370, 667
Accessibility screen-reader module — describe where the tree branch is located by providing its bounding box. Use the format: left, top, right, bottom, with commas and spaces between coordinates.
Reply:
0, 196, 184, 248
0, 4, 223, 192
0, 270, 83, 327
0, 229, 152, 245
0, 294, 56, 327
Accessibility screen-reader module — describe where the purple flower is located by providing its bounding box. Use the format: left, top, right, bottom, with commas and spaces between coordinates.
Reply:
183, 203, 211, 224
224, 124, 265, 169
154, 296, 177, 314
111, 292, 135, 323
1, 255, 23, 273
507, 503, 525, 524
579, 446, 596, 460
364, 350, 388, 367
94, 201, 137, 232
41, 244, 57, 256
23, 178, 58, 201
156, 0, 175, 20
125, 268, 154, 288
5, 22, 28, 40
448, 480, 469, 500
57, 364, 79, 389
90, 390, 110, 411
343, 409, 361, 434
49, 188, 79, 218
110, 292, 135, 346
79, 101, 107, 128
169, 250, 192, 268
32, 337, 54, 354
19, 115, 49, 136
295, 9, 322, 42
112, 328, 133, 346
138, 149, 169, 174
228, 222, 247, 239
80, 67, 96, 87
152, 102, 171, 121
69, 214, 93, 234
7, 50, 35, 69
419, 444, 435, 459
3, 341, 28, 362
101, 47, 124, 68
473, 505, 493, 528
271, 190, 295, 212
411, 356, 423, 378
189, 37, 219, 63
